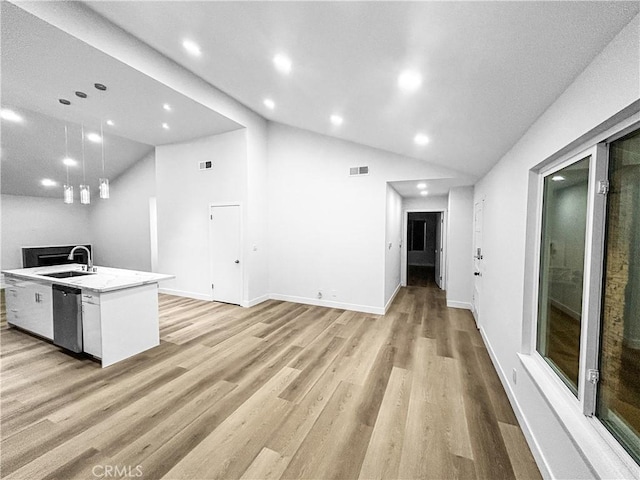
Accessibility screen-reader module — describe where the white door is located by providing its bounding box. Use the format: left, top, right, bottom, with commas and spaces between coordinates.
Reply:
473, 200, 484, 325
210, 205, 242, 305
435, 213, 443, 289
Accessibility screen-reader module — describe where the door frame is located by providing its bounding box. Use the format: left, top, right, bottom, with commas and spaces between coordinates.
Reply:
472, 197, 485, 327
401, 208, 447, 289
209, 202, 244, 304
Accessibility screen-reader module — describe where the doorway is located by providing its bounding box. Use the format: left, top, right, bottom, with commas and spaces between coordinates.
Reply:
209, 204, 242, 305
407, 212, 444, 288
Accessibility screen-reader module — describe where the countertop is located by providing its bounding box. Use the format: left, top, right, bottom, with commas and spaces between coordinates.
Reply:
2, 264, 174, 293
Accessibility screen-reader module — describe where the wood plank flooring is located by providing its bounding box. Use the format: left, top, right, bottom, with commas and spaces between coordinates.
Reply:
0, 283, 541, 479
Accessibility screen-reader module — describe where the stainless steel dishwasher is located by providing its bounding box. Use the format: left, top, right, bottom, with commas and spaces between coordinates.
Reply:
52, 284, 83, 353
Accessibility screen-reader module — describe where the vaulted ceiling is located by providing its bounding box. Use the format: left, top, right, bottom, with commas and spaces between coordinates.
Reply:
87, 1, 639, 178
0, 2, 241, 198
2, 1, 638, 199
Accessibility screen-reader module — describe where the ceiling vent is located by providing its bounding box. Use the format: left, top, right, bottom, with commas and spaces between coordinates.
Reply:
349, 166, 369, 176
198, 160, 213, 171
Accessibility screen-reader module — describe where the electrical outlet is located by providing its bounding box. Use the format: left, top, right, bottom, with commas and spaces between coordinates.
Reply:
331, 289, 337, 299
317, 291, 323, 299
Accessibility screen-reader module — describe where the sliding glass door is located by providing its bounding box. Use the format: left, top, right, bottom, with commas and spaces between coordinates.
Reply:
535, 125, 640, 466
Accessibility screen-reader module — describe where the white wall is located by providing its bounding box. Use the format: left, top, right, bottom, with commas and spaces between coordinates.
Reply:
89, 151, 156, 271
474, 15, 640, 479
1, 194, 91, 270
267, 122, 465, 313
155, 130, 247, 300
446, 187, 474, 308
384, 185, 402, 309
403, 195, 449, 213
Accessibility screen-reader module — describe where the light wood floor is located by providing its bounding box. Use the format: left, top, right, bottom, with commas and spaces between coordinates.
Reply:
0, 284, 541, 480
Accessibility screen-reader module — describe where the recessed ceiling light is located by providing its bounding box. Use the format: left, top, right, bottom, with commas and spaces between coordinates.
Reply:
94, 83, 107, 91
552, 175, 565, 182
398, 70, 422, 92
41, 178, 57, 187
414, 133, 429, 146
330, 114, 343, 126
420, 190, 429, 196
62, 157, 77, 167
106, 120, 114, 126
273, 54, 292, 75
163, 104, 172, 112
417, 183, 427, 189
86, 132, 102, 143
263, 98, 275, 110
162, 123, 170, 130
182, 39, 202, 57
1, 108, 23, 123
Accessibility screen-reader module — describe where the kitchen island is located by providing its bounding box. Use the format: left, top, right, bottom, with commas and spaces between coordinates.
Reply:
2, 264, 174, 367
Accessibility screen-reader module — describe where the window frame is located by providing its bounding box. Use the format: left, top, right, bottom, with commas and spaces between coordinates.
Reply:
532, 145, 600, 412
523, 113, 640, 478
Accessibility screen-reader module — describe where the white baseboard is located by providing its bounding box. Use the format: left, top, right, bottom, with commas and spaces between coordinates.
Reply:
479, 327, 552, 480
384, 283, 402, 313
269, 293, 384, 315
158, 288, 211, 302
242, 294, 269, 308
446, 300, 472, 310
157, 288, 384, 314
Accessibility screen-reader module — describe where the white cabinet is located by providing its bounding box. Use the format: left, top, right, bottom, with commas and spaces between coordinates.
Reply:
81, 293, 101, 358
5, 277, 53, 340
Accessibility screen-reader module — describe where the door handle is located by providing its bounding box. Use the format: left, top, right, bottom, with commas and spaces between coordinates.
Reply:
235, 260, 240, 264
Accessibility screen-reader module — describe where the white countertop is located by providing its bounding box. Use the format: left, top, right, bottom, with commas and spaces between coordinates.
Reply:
2, 264, 174, 293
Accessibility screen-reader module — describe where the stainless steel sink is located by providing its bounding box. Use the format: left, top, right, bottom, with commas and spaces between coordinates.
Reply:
41, 271, 95, 279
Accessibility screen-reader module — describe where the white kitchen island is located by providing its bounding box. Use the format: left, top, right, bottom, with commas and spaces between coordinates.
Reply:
2, 264, 174, 367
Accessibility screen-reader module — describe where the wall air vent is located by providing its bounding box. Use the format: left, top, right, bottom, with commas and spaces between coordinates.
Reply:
198, 161, 213, 171
349, 166, 369, 176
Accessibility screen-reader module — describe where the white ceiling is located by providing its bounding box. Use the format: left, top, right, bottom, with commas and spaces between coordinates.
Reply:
86, 1, 639, 179
1, 2, 242, 198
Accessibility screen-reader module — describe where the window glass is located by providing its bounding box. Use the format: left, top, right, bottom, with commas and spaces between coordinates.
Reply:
537, 156, 591, 395
597, 129, 640, 463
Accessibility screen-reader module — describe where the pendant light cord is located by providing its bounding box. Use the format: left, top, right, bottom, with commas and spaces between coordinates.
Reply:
81, 124, 86, 183
100, 121, 105, 175
64, 125, 70, 185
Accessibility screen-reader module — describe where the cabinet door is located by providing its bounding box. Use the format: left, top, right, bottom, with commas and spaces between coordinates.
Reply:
29, 282, 54, 340
5, 279, 53, 340
5, 279, 31, 330
82, 301, 102, 358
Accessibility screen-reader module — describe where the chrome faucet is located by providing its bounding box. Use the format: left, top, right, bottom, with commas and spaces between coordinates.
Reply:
68, 246, 94, 271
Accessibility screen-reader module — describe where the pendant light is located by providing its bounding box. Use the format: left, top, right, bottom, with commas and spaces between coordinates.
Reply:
79, 124, 90, 205
63, 125, 74, 204
99, 121, 109, 199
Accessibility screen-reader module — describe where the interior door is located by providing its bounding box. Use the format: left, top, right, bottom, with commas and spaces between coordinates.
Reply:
210, 205, 242, 305
473, 200, 484, 325
435, 213, 443, 289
